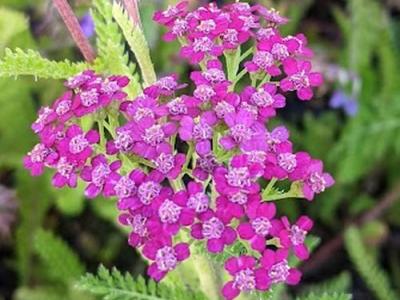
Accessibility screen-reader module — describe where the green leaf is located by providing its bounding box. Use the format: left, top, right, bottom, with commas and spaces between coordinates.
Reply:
297, 292, 352, 300
91, 0, 141, 97
34, 229, 85, 284
344, 226, 398, 300
0, 7, 29, 51
0, 48, 88, 79
76, 265, 207, 300
54, 181, 86, 216
112, 2, 157, 87
300, 272, 351, 296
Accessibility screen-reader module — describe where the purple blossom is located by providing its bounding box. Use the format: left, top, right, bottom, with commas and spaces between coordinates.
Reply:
279, 216, 313, 260
80, 155, 121, 199
280, 58, 324, 101
237, 201, 277, 252
143, 238, 190, 281
191, 209, 237, 253
301, 160, 334, 201
223, 255, 269, 300
80, 13, 95, 38
152, 144, 186, 180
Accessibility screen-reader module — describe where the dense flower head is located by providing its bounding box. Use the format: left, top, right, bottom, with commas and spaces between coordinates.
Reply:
25, 2, 333, 300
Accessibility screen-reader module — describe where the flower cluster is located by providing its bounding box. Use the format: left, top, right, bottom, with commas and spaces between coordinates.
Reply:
25, 2, 333, 300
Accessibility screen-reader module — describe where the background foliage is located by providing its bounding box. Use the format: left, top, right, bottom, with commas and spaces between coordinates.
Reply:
1, 0, 400, 299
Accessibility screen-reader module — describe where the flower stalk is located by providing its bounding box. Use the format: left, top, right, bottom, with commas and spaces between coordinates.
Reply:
53, 0, 96, 63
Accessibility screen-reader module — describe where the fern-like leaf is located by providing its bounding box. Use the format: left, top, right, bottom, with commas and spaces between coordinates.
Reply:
344, 226, 398, 300
91, 0, 141, 97
0, 48, 87, 79
76, 265, 207, 300
300, 272, 351, 297
34, 229, 85, 284
297, 292, 352, 300
112, 2, 157, 87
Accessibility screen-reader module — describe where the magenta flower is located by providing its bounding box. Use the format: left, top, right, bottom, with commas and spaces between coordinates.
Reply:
152, 144, 186, 180
80, 155, 121, 199
119, 211, 150, 247
257, 33, 299, 62
187, 5, 229, 39
280, 58, 323, 101
241, 83, 286, 121
278, 216, 313, 260
166, 96, 200, 121
190, 59, 229, 88
260, 249, 302, 286
301, 160, 335, 200
222, 255, 269, 300
180, 36, 224, 64
52, 91, 74, 123
99, 75, 129, 104
186, 181, 210, 214
191, 210, 236, 253
179, 112, 217, 155
144, 74, 187, 98
143, 238, 190, 281
237, 201, 277, 252
24, 143, 58, 176
128, 117, 177, 159
51, 156, 79, 188
213, 155, 262, 197
153, 1, 189, 26
193, 152, 220, 180
148, 188, 195, 236
72, 85, 102, 117
220, 110, 265, 151
65, 70, 98, 89
57, 125, 99, 163
31, 106, 57, 134
244, 50, 281, 76
106, 125, 136, 155
120, 95, 165, 122
162, 17, 190, 42
255, 6, 289, 26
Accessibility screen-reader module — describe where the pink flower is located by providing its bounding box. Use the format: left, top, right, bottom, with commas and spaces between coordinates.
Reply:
186, 181, 210, 214
278, 216, 313, 260
193, 152, 220, 180
80, 155, 121, 199
120, 95, 165, 122
244, 50, 281, 76
179, 112, 217, 155
24, 143, 58, 176
301, 160, 335, 200
143, 238, 190, 281
261, 249, 302, 286
144, 74, 187, 98
220, 110, 265, 151
255, 6, 289, 26
180, 36, 224, 64
280, 58, 323, 101
57, 125, 99, 164
148, 188, 195, 236
153, 1, 189, 26
222, 255, 269, 300
119, 211, 151, 247
241, 83, 286, 121
52, 91, 74, 123
152, 144, 185, 180
191, 210, 237, 253
237, 201, 277, 252
51, 156, 79, 188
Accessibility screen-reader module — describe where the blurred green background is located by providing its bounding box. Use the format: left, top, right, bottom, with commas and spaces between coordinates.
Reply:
1, 0, 400, 299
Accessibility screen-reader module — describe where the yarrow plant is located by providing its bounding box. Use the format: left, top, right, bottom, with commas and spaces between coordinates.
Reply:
23, 1, 334, 299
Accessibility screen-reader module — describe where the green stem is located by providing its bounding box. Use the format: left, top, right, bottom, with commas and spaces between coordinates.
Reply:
239, 47, 254, 62
231, 68, 248, 90
262, 177, 277, 199
263, 193, 304, 202
192, 255, 221, 300
257, 74, 271, 88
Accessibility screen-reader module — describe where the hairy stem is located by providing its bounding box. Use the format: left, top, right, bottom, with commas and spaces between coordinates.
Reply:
53, 0, 96, 63
192, 255, 222, 300
122, 0, 142, 28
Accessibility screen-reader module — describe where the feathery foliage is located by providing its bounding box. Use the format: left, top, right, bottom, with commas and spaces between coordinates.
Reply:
344, 226, 398, 300
91, 0, 141, 97
34, 229, 85, 284
296, 292, 352, 300
76, 265, 207, 300
112, 2, 157, 86
300, 272, 351, 297
0, 48, 87, 79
